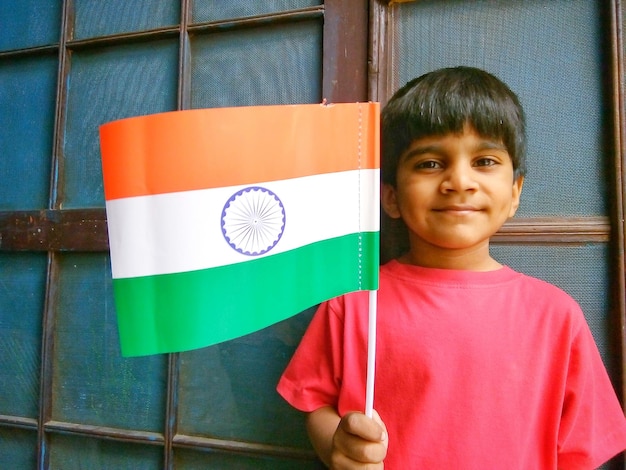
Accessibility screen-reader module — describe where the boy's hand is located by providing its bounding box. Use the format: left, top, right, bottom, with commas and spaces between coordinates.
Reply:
330, 410, 388, 469
307, 407, 388, 469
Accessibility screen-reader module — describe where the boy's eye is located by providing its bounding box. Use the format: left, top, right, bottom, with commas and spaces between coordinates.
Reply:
474, 157, 498, 167
415, 160, 441, 170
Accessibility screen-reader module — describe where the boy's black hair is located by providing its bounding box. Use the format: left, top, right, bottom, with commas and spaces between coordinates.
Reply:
381, 66, 527, 186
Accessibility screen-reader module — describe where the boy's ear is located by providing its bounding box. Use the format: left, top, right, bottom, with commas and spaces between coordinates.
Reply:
381, 183, 403, 219
508, 176, 524, 217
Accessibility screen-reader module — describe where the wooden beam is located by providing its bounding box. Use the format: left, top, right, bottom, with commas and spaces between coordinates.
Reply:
611, 0, 626, 409
323, 0, 369, 102
0, 210, 613, 253
493, 217, 611, 244
0, 209, 108, 252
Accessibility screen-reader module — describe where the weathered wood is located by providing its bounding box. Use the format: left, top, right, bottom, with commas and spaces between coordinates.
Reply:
44, 420, 163, 445
611, 0, 626, 409
0, 209, 108, 252
494, 217, 611, 244
0, 209, 612, 255
323, 0, 369, 103
172, 433, 317, 460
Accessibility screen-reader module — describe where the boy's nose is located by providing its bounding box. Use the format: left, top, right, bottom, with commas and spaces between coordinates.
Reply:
440, 164, 479, 193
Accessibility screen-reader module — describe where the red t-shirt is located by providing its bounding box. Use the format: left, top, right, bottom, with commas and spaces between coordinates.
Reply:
277, 260, 626, 469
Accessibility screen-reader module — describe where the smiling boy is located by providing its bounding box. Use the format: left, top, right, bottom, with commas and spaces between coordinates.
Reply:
277, 67, 626, 468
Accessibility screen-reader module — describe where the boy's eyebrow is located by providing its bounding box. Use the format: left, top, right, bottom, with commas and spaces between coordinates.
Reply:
400, 145, 443, 162
475, 140, 508, 151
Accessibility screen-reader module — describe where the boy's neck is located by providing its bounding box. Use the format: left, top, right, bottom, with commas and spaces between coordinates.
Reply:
398, 243, 503, 272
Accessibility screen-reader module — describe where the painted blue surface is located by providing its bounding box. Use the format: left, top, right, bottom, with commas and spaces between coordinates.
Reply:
74, 0, 180, 39
190, 20, 322, 109
0, 1, 62, 51
0, 253, 47, 417
192, 0, 321, 23
0, 56, 56, 210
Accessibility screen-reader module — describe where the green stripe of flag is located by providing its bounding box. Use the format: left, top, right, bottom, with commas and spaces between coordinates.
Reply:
113, 232, 379, 356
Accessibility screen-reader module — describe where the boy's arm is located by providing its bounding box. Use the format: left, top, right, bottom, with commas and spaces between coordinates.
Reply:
306, 406, 340, 466
306, 406, 388, 469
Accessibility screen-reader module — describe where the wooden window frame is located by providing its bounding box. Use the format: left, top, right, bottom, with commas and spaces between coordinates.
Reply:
3, 0, 625, 466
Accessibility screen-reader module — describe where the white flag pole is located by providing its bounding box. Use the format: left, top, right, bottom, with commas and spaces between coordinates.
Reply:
365, 289, 378, 418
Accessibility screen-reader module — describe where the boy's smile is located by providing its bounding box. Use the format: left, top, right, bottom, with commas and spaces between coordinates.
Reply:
382, 125, 524, 270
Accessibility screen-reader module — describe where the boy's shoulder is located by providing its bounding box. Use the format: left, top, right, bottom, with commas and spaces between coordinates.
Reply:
510, 270, 584, 318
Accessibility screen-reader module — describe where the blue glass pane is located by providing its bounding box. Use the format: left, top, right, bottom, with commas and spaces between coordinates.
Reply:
0, 56, 56, 210
0, 253, 47, 418
393, 0, 606, 217
192, 0, 321, 23
0, 1, 62, 51
63, 40, 178, 208
49, 434, 162, 469
178, 308, 315, 448
190, 21, 321, 109
0, 428, 37, 469
74, 0, 179, 39
51, 253, 167, 432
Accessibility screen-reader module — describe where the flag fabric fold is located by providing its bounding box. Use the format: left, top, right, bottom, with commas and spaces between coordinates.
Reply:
100, 102, 380, 356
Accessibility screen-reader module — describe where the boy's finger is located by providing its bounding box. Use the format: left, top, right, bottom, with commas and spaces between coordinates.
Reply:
333, 430, 387, 466
340, 411, 387, 442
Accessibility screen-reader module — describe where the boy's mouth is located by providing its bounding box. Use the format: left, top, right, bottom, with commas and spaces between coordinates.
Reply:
434, 204, 480, 213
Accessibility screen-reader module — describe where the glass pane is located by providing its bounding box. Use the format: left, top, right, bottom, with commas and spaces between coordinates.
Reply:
74, 0, 179, 39
175, 447, 324, 470
192, 0, 321, 23
392, 0, 606, 217
62, 40, 178, 208
48, 433, 162, 469
491, 244, 613, 370
0, 1, 62, 51
177, 308, 315, 448
0, 428, 37, 469
0, 55, 56, 210
0, 253, 47, 418
51, 253, 167, 432
190, 21, 321, 109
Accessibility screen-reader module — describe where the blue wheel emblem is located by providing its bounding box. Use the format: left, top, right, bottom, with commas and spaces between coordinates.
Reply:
221, 186, 286, 256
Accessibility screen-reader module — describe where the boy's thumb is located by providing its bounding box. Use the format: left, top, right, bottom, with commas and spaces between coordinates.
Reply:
371, 409, 388, 443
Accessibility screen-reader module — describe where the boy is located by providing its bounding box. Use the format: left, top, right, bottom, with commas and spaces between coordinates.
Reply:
277, 66, 626, 468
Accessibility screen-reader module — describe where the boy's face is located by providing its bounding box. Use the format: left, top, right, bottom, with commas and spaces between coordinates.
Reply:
381, 125, 523, 269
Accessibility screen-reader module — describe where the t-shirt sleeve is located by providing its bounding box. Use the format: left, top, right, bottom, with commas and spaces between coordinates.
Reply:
277, 299, 345, 412
557, 317, 626, 469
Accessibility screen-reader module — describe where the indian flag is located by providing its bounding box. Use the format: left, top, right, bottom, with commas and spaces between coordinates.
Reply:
100, 102, 380, 357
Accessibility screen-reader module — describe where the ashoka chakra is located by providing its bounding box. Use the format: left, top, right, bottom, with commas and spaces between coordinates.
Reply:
221, 186, 286, 256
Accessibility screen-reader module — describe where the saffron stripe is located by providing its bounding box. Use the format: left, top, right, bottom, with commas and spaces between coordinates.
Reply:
100, 103, 380, 200
112, 232, 379, 356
